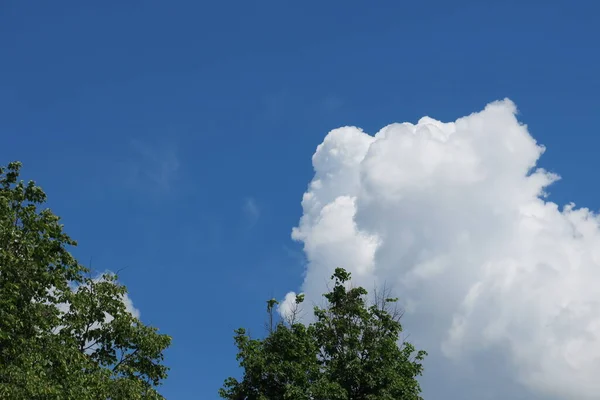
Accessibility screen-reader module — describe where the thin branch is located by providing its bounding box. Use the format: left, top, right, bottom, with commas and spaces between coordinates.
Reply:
112, 348, 139, 372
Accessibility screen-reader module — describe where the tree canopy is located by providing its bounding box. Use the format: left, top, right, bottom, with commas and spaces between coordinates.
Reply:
0, 162, 171, 399
220, 268, 427, 400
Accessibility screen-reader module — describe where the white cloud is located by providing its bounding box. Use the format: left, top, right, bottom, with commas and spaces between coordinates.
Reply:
282, 99, 600, 399
80, 273, 141, 320
277, 291, 299, 320
49, 273, 141, 355
56, 274, 141, 322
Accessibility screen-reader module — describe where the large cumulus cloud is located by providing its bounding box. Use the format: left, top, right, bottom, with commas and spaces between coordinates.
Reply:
283, 99, 600, 399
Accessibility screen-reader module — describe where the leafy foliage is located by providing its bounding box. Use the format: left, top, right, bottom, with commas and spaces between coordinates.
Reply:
220, 268, 427, 400
0, 162, 171, 399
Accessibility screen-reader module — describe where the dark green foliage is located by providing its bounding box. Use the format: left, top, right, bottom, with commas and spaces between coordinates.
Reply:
221, 268, 427, 400
0, 162, 171, 399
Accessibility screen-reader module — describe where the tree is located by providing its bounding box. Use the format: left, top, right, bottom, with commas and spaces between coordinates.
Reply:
0, 162, 171, 399
220, 268, 427, 400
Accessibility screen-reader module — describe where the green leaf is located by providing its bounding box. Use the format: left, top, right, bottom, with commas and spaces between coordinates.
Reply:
0, 162, 171, 399
221, 268, 427, 400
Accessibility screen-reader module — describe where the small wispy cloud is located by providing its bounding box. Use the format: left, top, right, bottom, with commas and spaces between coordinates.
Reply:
262, 91, 289, 123
128, 139, 180, 192
242, 197, 260, 229
320, 94, 344, 112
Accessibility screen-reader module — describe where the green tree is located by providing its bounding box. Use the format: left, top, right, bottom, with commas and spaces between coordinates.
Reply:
0, 162, 171, 399
220, 268, 427, 400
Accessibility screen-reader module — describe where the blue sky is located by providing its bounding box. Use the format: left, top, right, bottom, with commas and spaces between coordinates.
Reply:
2, 1, 600, 399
